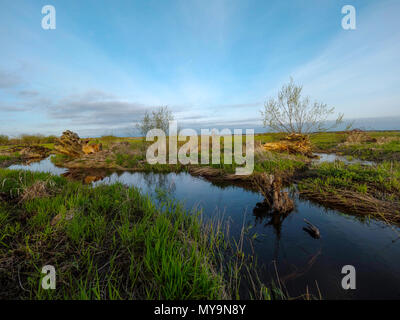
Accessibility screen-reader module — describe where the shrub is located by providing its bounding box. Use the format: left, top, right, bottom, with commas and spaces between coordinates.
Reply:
0, 134, 9, 145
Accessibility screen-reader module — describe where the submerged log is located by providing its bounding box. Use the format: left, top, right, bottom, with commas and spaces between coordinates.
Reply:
303, 218, 320, 239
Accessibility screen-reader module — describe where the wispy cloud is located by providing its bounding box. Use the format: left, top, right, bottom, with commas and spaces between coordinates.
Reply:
290, 0, 400, 118
0, 69, 22, 89
0, 0, 399, 136
18, 90, 39, 97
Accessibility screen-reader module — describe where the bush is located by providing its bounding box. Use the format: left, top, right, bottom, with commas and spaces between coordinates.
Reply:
0, 134, 9, 145
136, 106, 174, 137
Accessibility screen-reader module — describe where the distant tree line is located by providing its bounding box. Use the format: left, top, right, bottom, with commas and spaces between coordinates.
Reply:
0, 134, 58, 146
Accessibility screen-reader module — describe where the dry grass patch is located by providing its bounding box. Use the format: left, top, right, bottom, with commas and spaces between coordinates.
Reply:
19, 180, 53, 202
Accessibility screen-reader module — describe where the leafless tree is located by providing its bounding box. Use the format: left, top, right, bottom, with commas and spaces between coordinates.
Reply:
261, 78, 343, 134
136, 106, 174, 137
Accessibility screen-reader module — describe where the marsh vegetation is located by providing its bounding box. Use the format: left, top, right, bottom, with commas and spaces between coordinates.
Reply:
1, 127, 400, 299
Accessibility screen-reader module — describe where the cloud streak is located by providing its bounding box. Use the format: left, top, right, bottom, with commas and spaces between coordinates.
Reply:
0, 69, 22, 89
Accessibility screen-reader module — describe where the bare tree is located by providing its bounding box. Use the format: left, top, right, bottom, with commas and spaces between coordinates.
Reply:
136, 106, 174, 137
261, 78, 343, 134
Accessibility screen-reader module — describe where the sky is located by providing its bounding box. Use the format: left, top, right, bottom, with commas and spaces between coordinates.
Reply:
0, 0, 399, 137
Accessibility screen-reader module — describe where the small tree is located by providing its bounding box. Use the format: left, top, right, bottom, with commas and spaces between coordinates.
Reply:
261, 78, 343, 134
136, 106, 174, 137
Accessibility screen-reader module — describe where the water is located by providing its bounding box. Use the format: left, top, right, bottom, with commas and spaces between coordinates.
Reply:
6, 157, 400, 299
313, 153, 375, 166
8, 157, 68, 175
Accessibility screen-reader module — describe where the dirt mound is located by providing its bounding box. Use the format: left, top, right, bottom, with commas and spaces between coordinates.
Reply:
54, 130, 102, 157
263, 133, 312, 156
0, 145, 51, 160
19, 145, 52, 159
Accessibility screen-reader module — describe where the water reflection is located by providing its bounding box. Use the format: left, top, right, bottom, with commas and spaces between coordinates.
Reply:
253, 200, 291, 239
313, 153, 375, 166
8, 156, 68, 175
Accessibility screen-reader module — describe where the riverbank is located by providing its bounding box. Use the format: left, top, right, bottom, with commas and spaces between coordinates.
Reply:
297, 161, 400, 223
3, 165, 400, 299
0, 168, 232, 299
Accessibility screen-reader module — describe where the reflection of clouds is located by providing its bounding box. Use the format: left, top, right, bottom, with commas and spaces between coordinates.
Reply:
8, 157, 68, 175
92, 171, 178, 197
141, 172, 177, 194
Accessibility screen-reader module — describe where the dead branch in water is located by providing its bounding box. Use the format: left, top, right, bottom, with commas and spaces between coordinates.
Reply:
303, 219, 321, 239
252, 173, 294, 214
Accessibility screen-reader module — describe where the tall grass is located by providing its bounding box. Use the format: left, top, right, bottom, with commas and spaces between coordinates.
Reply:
0, 169, 225, 299
0, 168, 288, 300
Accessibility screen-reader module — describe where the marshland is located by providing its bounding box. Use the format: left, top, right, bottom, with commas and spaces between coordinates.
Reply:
1, 128, 400, 299
2, 0, 400, 301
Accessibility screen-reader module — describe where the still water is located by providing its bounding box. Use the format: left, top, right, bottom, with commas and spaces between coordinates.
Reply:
313, 153, 375, 166
7, 157, 400, 299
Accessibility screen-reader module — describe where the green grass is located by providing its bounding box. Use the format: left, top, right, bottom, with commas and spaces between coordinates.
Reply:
50, 154, 71, 166
0, 155, 13, 161
0, 152, 22, 164
338, 139, 400, 161
0, 169, 227, 299
309, 132, 347, 151
305, 131, 400, 161
298, 161, 400, 203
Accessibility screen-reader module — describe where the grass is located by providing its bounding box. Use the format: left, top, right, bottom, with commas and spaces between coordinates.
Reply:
338, 138, 400, 161
50, 153, 71, 166
298, 161, 400, 221
309, 132, 347, 151
307, 131, 400, 161
5, 130, 400, 299
0, 168, 282, 300
0, 169, 227, 299
0, 152, 22, 168
300, 161, 400, 194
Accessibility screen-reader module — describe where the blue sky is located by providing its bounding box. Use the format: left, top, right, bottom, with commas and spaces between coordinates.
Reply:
0, 0, 399, 136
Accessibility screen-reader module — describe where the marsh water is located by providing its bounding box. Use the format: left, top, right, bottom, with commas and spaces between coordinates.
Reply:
8, 157, 400, 299
313, 153, 375, 166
